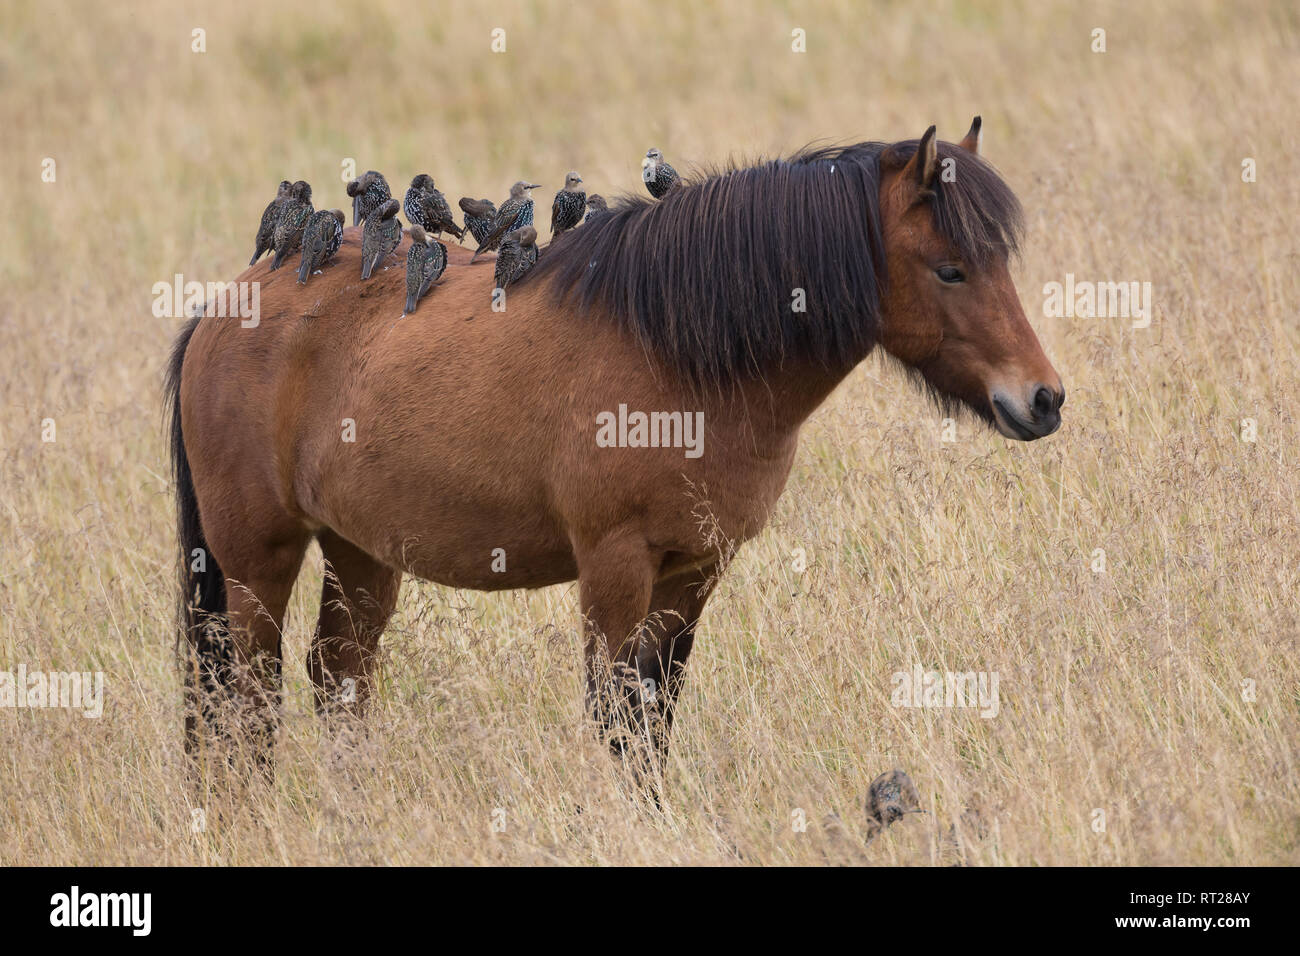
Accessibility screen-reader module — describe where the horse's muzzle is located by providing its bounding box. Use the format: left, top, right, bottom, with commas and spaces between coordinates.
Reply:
991, 384, 1064, 440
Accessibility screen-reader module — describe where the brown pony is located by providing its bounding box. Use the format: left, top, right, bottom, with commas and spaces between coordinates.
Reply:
166, 120, 1063, 778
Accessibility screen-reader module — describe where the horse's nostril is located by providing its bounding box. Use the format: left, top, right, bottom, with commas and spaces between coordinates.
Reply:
1033, 386, 1056, 418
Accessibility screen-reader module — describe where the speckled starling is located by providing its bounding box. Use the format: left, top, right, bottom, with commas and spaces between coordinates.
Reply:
360, 198, 402, 280
641, 148, 680, 199
550, 171, 585, 238
404, 225, 447, 314
471, 181, 539, 262
270, 181, 314, 271
297, 209, 345, 284
865, 769, 924, 843
346, 170, 392, 227
458, 197, 497, 247
250, 180, 291, 266
493, 225, 538, 293
584, 194, 609, 223
404, 173, 464, 242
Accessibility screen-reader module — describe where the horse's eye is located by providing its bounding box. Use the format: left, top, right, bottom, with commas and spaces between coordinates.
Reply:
936, 265, 965, 284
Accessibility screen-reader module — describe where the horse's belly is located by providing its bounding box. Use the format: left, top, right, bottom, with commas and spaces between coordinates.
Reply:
390, 534, 578, 591
313, 486, 577, 591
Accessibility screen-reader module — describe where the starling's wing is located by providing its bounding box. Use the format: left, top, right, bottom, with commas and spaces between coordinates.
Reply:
479, 200, 520, 253
551, 193, 565, 236
428, 242, 447, 286
406, 245, 424, 297
418, 254, 437, 299
429, 189, 464, 240
381, 217, 403, 260
360, 219, 378, 278
494, 243, 516, 288
326, 217, 342, 259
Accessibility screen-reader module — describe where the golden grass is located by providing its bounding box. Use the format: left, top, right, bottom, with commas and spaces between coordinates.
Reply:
1, 0, 1298, 864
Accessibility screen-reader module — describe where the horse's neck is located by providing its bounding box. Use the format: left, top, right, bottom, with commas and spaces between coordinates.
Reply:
716, 357, 859, 452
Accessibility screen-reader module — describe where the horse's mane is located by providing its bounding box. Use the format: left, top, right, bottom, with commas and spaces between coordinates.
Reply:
525, 139, 1023, 386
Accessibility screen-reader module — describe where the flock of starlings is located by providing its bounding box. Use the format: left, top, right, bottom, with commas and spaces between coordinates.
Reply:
248, 148, 682, 314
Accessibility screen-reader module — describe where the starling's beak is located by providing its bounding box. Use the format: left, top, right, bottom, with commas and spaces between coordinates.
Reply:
528, 183, 541, 189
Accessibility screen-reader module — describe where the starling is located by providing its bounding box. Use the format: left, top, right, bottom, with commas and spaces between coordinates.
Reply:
584, 194, 609, 223
270, 181, 314, 271
493, 225, 538, 293
550, 171, 585, 238
404, 174, 465, 242
250, 180, 291, 266
404, 225, 447, 314
360, 198, 402, 280
296, 208, 345, 284
641, 147, 680, 199
458, 197, 497, 247
471, 181, 539, 262
865, 769, 925, 844
346, 170, 392, 227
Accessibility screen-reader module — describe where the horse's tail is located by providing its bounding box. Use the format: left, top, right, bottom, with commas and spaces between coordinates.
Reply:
164, 316, 228, 751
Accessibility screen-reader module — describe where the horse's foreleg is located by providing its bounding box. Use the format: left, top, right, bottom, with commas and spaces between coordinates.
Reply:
636, 562, 719, 764
576, 530, 658, 768
308, 529, 402, 718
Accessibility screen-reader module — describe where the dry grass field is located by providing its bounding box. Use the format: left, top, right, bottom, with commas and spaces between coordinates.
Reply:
1, 0, 1298, 865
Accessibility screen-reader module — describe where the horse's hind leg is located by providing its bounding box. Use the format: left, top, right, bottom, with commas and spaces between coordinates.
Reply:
213, 532, 311, 778
308, 529, 402, 717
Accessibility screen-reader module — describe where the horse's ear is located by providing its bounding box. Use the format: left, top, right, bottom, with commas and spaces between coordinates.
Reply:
958, 115, 982, 155
899, 125, 939, 192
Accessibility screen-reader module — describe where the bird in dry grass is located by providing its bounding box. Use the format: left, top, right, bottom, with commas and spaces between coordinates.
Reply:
471, 181, 539, 262
361, 198, 402, 280
458, 197, 497, 248
865, 769, 925, 844
347, 170, 391, 227
493, 225, 538, 295
250, 180, 290, 265
270, 181, 313, 271
641, 147, 680, 199
404, 174, 464, 242
297, 209, 345, 284
584, 194, 609, 223
404, 225, 447, 314
550, 171, 585, 237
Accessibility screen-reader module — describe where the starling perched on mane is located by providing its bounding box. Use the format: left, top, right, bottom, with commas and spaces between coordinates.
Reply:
458, 197, 497, 247
404, 174, 465, 242
493, 225, 538, 294
250, 180, 291, 266
347, 170, 392, 227
471, 181, 539, 262
550, 171, 586, 238
865, 769, 925, 844
404, 225, 447, 314
270, 181, 314, 271
360, 198, 402, 280
641, 148, 681, 199
584, 194, 609, 223
297, 209, 345, 284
